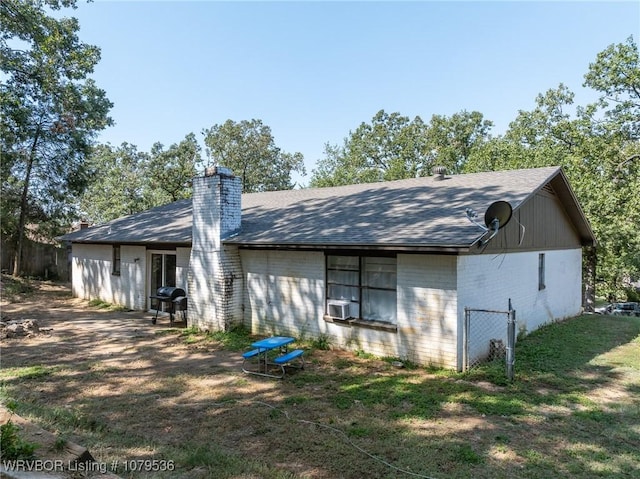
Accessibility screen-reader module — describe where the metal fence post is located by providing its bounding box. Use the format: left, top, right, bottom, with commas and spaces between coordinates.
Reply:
463, 307, 469, 372
506, 299, 516, 381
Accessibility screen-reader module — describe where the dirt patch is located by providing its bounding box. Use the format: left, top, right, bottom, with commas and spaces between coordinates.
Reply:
0, 283, 243, 477
0, 283, 490, 478
2, 280, 639, 479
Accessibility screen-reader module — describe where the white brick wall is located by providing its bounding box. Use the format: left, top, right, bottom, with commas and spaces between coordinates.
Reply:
240, 249, 325, 337
188, 169, 243, 331
73, 235, 582, 371
457, 248, 583, 369
241, 249, 405, 358
397, 254, 458, 368
71, 243, 146, 310
241, 250, 460, 367
122, 245, 146, 310
458, 249, 583, 330
176, 247, 191, 295
240, 248, 582, 369
71, 243, 109, 300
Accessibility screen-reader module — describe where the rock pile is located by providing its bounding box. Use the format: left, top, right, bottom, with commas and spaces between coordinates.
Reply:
0, 318, 43, 339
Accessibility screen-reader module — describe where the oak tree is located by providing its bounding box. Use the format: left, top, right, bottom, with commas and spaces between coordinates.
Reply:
148, 133, 204, 203
203, 119, 305, 193
79, 143, 150, 224
310, 109, 492, 187
1, 0, 112, 275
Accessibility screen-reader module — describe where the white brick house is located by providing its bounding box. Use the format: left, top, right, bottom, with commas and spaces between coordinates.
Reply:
61, 166, 595, 370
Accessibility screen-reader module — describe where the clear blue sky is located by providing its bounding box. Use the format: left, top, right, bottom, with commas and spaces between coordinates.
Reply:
69, 1, 639, 185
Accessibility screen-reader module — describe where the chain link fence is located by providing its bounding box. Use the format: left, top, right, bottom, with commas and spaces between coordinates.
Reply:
463, 300, 516, 380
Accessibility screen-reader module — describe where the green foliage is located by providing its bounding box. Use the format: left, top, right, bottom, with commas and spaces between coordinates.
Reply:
87, 298, 127, 311
177, 326, 202, 344
584, 35, 640, 137
78, 133, 203, 223
625, 288, 640, 302
354, 349, 376, 360
0, 365, 58, 381
465, 38, 640, 297
88, 298, 109, 308
310, 109, 492, 186
311, 110, 427, 186
382, 357, 419, 369
0, 274, 35, 300
452, 443, 484, 464
79, 143, 151, 223
206, 325, 252, 351
53, 435, 67, 452
178, 325, 252, 351
203, 119, 305, 193
0, 420, 37, 460
425, 110, 493, 174
148, 133, 204, 202
0, 0, 112, 275
310, 333, 332, 350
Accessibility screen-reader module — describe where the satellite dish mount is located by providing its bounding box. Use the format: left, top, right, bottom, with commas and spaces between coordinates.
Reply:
466, 201, 513, 247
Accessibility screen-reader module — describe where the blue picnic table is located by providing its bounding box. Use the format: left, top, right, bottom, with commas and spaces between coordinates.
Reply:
242, 336, 304, 378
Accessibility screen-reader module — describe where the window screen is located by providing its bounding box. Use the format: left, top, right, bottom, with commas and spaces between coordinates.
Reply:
362, 257, 397, 322
326, 254, 397, 323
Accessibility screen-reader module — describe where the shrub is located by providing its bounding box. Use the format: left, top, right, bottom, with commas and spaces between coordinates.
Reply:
625, 288, 640, 302
310, 334, 332, 350
0, 420, 37, 460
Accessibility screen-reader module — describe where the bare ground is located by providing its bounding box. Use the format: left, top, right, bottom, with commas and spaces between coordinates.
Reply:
1, 281, 639, 479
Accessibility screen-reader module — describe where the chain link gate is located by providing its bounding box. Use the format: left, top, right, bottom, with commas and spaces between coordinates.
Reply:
463, 299, 516, 380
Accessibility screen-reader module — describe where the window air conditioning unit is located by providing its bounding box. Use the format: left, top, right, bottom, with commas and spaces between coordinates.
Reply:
327, 300, 351, 320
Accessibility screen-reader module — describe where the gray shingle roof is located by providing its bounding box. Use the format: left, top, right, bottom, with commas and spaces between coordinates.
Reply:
61, 166, 592, 250
231, 166, 562, 248
61, 200, 192, 245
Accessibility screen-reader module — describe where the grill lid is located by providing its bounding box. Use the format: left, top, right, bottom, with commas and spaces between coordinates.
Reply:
156, 286, 186, 299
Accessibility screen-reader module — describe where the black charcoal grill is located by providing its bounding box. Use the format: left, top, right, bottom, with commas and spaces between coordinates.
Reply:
150, 286, 187, 325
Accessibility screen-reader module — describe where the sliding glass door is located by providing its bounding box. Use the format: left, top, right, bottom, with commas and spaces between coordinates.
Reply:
149, 252, 176, 310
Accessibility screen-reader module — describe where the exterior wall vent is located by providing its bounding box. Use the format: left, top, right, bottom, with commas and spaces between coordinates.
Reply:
541, 184, 556, 196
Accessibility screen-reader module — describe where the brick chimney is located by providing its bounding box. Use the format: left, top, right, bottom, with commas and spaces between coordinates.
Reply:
187, 167, 243, 331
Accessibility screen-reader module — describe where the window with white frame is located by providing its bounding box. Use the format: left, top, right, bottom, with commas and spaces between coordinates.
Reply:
326, 254, 397, 323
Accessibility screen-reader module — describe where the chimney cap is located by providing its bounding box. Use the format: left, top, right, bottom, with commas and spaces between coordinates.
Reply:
204, 166, 234, 178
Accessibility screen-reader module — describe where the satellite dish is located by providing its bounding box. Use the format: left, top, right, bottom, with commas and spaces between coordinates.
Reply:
484, 201, 512, 231
465, 200, 514, 247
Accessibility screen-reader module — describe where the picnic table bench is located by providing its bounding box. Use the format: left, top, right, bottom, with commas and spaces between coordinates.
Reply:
242, 336, 305, 379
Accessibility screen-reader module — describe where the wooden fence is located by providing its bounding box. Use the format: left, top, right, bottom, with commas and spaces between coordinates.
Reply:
1, 239, 69, 281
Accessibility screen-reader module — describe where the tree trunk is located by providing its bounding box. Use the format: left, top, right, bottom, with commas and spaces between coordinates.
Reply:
583, 245, 597, 312
12, 127, 40, 277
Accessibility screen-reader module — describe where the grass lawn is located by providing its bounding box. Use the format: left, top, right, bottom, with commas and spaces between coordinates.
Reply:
1, 284, 639, 479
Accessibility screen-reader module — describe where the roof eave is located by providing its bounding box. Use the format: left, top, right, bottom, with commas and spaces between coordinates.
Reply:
65, 239, 191, 247
228, 241, 471, 254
